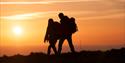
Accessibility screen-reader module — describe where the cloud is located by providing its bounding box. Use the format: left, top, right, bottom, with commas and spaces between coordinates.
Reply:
0, 0, 101, 4
1, 12, 46, 20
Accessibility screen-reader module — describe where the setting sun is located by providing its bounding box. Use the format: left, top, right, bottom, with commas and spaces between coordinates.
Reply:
13, 26, 22, 35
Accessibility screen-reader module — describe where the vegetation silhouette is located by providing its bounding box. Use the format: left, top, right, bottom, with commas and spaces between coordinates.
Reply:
0, 48, 125, 63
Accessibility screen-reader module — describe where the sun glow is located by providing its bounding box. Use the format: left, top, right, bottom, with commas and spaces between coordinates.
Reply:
13, 26, 22, 35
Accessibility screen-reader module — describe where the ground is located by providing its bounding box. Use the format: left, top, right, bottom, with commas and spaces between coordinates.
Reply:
0, 48, 125, 63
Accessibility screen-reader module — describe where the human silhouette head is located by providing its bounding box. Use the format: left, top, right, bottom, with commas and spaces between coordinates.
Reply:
48, 18, 54, 25
58, 13, 64, 19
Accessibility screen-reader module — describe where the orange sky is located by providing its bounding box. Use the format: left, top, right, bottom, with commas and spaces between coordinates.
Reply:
0, 0, 125, 56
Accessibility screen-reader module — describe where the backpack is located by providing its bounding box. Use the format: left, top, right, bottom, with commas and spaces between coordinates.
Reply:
68, 17, 78, 33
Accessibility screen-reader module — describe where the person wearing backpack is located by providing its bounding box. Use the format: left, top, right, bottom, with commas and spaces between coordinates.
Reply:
58, 13, 78, 55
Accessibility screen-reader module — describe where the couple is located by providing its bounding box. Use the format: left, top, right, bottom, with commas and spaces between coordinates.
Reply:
44, 13, 78, 55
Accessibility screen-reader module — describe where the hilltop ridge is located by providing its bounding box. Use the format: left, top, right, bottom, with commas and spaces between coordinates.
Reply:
0, 48, 125, 63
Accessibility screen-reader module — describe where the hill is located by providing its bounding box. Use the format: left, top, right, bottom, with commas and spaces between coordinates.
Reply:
0, 48, 125, 63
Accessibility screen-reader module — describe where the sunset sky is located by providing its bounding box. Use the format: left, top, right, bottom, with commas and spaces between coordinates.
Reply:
0, 0, 125, 56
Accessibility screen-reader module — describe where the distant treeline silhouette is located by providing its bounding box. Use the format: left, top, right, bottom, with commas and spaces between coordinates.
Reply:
0, 48, 125, 63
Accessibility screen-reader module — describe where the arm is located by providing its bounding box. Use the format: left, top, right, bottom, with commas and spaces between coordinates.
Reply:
44, 25, 50, 43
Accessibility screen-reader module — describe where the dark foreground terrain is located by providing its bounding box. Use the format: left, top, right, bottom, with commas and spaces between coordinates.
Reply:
0, 48, 125, 63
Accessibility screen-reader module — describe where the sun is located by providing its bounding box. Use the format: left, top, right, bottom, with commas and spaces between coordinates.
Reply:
13, 26, 22, 35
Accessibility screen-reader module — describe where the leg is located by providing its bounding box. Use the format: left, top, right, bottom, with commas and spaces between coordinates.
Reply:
51, 44, 58, 55
47, 45, 51, 55
50, 39, 58, 55
67, 35, 75, 53
58, 38, 65, 55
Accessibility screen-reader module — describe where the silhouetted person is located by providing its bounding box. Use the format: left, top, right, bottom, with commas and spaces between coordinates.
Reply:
58, 13, 78, 55
44, 18, 61, 55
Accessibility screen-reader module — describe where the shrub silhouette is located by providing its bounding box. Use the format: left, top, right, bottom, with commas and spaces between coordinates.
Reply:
0, 48, 125, 63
